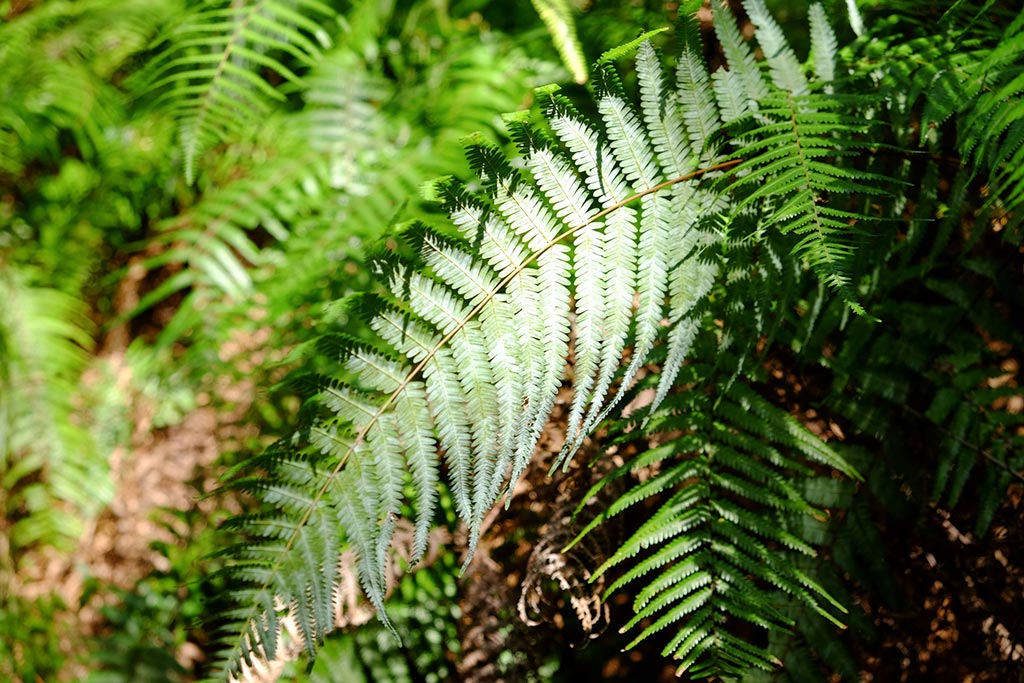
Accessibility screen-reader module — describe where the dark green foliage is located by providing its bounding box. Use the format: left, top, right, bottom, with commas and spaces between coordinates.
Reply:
0, 592, 70, 682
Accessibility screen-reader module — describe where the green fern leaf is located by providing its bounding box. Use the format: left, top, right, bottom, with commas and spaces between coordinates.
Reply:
142, 0, 333, 183
808, 3, 838, 87
571, 371, 853, 677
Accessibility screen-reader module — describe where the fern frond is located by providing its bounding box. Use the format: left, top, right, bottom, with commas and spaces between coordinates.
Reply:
0, 274, 108, 553
133, 140, 326, 317
530, 0, 589, 84
141, 0, 333, 183
571, 373, 852, 677
728, 92, 888, 312
745, 0, 809, 97
808, 3, 838, 87
127, 47, 397, 334
958, 15, 1024, 222
712, 0, 769, 108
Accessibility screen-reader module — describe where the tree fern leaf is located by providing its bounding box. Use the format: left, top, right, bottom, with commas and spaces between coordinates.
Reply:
546, 113, 611, 450
651, 317, 702, 414
421, 349, 476, 527
409, 227, 524, 505
414, 227, 501, 306
365, 305, 475, 526
625, 587, 715, 648
594, 84, 675, 417
547, 103, 640, 454
577, 207, 638, 437
712, 67, 755, 124
625, 571, 714, 631
288, 505, 340, 655
488, 153, 573, 468
633, 560, 710, 614
729, 383, 860, 478
675, 45, 723, 162
604, 538, 709, 598
319, 380, 382, 426
439, 186, 542, 490
341, 342, 406, 392
444, 187, 533, 277
450, 323, 502, 528
528, 144, 596, 229
369, 413, 406, 549
635, 41, 693, 175
651, 203, 720, 412
334, 463, 390, 626
217, 5, 874, 676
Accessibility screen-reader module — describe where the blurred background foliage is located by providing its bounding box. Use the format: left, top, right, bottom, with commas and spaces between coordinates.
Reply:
1, 0, 1021, 681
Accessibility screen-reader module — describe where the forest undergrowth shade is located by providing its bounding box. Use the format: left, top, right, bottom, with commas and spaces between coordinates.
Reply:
1, 0, 1022, 681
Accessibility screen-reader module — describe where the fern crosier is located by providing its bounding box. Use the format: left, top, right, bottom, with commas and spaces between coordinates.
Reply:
218, 3, 878, 678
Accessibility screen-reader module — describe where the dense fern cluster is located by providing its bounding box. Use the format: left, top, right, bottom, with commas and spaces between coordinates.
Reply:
0, 1, 572, 679
3, 0, 1021, 680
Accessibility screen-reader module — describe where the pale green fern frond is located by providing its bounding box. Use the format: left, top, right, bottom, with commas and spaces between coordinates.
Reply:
745, 0, 809, 96
808, 3, 838, 87
127, 47, 396, 336
0, 274, 108, 555
530, 0, 589, 84
712, 0, 768, 112
134, 141, 326, 316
